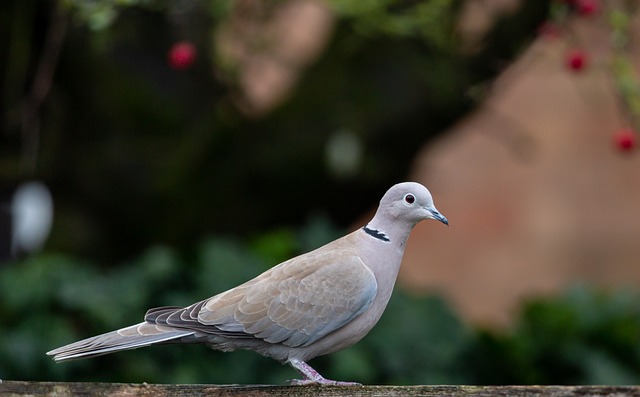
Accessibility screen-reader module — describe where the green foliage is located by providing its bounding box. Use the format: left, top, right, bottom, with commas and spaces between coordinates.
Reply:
464, 286, 640, 385
62, 0, 458, 49
61, 0, 166, 30
327, 0, 457, 49
3, 219, 640, 384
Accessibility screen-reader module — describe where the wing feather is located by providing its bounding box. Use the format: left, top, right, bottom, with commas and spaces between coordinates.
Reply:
140, 251, 377, 349
197, 252, 377, 347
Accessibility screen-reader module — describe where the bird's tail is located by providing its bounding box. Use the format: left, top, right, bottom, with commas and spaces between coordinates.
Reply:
47, 322, 194, 362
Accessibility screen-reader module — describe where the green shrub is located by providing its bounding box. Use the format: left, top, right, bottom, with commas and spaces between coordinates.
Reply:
464, 286, 640, 385
2, 220, 640, 385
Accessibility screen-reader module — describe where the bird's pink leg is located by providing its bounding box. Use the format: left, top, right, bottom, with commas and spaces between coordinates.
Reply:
287, 358, 361, 386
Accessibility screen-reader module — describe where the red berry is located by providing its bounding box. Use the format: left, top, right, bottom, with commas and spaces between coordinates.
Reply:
168, 41, 197, 70
614, 129, 636, 152
566, 49, 588, 72
576, 0, 599, 16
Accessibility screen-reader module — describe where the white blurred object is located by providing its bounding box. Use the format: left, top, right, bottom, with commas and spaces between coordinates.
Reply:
11, 181, 54, 256
325, 130, 363, 179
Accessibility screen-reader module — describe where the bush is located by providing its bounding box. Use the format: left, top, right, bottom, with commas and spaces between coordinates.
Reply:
464, 286, 640, 385
2, 220, 640, 385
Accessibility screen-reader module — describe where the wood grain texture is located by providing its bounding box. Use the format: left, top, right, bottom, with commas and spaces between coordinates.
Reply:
2, 382, 640, 397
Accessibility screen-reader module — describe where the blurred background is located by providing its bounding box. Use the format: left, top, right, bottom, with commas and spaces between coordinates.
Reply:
2, 0, 640, 385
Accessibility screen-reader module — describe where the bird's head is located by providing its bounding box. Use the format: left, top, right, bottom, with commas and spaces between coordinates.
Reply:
377, 182, 448, 227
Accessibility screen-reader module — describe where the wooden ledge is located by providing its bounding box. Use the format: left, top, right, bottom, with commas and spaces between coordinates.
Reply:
1, 381, 640, 397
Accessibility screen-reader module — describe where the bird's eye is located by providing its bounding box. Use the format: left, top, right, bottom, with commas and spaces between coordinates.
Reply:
403, 193, 415, 204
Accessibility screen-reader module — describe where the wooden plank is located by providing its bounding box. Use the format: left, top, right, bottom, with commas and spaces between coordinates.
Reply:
2, 382, 640, 397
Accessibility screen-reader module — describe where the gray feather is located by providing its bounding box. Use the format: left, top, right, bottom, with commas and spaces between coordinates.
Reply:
47, 323, 194, 362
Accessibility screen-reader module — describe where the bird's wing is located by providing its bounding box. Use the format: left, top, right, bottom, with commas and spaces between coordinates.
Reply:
150, 250, 378, 348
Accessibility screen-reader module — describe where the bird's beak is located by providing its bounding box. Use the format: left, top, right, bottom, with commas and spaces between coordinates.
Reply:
427, 207, 449, 226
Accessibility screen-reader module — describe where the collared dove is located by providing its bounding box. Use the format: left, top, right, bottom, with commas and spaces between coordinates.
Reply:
47, 182, 448, 385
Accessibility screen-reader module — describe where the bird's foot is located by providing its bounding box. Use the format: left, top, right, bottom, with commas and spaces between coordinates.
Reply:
288, 378, 361, 386
287, 358, 361, 386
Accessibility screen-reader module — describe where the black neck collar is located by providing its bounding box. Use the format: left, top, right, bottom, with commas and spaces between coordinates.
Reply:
362, 226, 390, 242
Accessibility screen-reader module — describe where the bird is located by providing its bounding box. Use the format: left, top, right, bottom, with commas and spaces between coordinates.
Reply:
47, 182, 448, 385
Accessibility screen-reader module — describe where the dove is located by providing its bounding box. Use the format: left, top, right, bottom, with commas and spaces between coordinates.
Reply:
47, 182, 448, 385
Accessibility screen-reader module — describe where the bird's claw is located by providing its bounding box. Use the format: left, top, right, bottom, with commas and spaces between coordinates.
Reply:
288, 378, 361, 386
